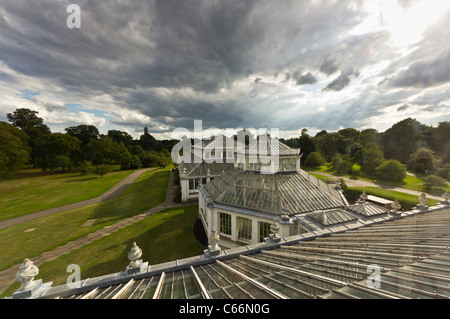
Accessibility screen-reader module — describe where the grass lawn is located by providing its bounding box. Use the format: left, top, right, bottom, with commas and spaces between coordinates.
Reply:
0, 166, 137, 221
0, 168, 169, 273
304, 164, 427, 192
1, 205, 204, 297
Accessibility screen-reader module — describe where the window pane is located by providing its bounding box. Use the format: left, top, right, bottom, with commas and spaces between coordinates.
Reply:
219, 212, 231, 235
237, 217, 252, 243
259, 222, 271, 242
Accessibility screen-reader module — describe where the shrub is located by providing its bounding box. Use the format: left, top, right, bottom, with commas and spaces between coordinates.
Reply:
94, 164, 112, 177
79, 161, 94, 175
424, 175, 448, 195
351, 164, 361, 177
304, 152, 326, 168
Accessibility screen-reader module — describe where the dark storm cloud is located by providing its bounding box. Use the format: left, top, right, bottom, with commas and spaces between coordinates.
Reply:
296, 72, 317, 85
385, 52, 450, 89
322, 69, 360, 91
320, 55, 339, 75
1, 0, 449, 135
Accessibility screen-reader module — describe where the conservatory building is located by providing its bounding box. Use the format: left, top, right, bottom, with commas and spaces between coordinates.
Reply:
198, 134, 356, 249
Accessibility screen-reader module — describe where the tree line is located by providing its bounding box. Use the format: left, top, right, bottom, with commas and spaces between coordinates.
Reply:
0, 108, 176, 179
280, 118, 450, 194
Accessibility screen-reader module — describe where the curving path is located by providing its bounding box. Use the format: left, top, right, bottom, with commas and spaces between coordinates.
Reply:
310, 171, 444, 201
0, 169, 193, 296
0, 168, 155, 231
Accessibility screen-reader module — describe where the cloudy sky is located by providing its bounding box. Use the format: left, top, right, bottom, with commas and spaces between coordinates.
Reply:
0, 0, 449, 139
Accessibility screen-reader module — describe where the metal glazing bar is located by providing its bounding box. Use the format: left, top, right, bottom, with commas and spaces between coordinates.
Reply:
240, 255, 347, 287
216, 260, 289, 299
379, 278, 450, 299
111, 279, 135, 299
348, 282, 409, 299
139, 277, 155, 299
274, 272, 331, 294
79, 287, 99, 299
127, 279, 145, 299
233, 282, 255, 299
261, 274, 313, 299
190, 266, 212, 299
152, 272, 166, 299
181, 270, 188, 299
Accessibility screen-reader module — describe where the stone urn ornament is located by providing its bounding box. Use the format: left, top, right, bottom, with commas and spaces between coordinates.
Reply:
269, 219, 281, 242
128, 242, 142, 268
418, 193, 428, 207
15, 258, 39, 291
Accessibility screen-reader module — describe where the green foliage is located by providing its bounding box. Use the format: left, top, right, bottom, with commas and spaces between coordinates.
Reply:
409, 148, 436, 174
436, 164, 450, 181
351, 164, 361, 177
375, 159, 406, 182
79, 161, 94, 175
0, 122, 30, 179
94, 164, 112, 177
423, 175, 448, 194
65, 124, 99, 146
120, 154, 141, 170
354, 148, 384, 175
331, 153, 352, 174
304, 151, 326, 168
33, 133, 82, 172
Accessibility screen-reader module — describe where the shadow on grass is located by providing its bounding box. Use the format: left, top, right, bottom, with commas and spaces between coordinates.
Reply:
78, 206, 205, 282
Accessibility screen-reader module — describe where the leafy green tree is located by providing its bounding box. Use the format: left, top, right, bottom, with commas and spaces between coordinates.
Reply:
316, 133, 339, 161
6, 108, 50, 135
424, 175, 448, 193
94, 164, 112, 177
304, 151, 326, 168
409, 148, 436, 174
381, 118, 421, 164
375, 160, 406, 182
65, 124, 99, 146
33, 133, 82, 172
354, 148, 384, 175
120, 154, 141, 170
79, 161, 94, 175
298, 132, 316, 160
7, 108, 51, 167
108, 130, 133, 147
0, 122, 30, 179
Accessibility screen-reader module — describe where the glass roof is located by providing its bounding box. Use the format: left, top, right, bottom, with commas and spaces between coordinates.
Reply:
50, 207, 450, 300
203, 168, 345, 215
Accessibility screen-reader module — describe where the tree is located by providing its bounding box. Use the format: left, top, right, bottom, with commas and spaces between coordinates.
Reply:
304, 152, 326, 168
0, 122, 30, 179
94, 164, 112, 177
33, 133, 82, 172
83, 136, 129, 165
431, 121, 450, 156
298, 133, 316, 161
409, 148, 436, 174
107, 130, 133, 147
381, 118, 421, 164
65, 124, 99, 146
316, 133, 338, 161
120, 154, 141, 170
354, 148, 384, 175
375, 160, 406, 182
424, 175, 448, 194
7, 108, 51, 167
6, 108, 50, 134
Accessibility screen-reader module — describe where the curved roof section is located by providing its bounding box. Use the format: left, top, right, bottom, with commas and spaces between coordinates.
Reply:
237, 134, 300, 157
203, 168, 345, 215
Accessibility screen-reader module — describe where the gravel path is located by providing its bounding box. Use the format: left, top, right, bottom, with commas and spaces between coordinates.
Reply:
0, 168, 155, 230
310, 171, 444, 201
